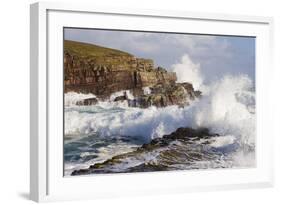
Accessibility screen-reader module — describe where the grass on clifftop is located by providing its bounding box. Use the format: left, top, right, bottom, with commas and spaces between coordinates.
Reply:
64, 40, 133, 58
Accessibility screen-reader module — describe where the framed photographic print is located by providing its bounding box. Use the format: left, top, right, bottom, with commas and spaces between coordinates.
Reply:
30, 2, 274, 202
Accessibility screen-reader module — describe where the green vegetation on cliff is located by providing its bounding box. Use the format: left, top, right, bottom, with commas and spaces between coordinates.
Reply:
64, 40, 133, 59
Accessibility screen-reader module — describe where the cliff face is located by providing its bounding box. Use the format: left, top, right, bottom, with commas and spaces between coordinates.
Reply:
64, 40, 176, 97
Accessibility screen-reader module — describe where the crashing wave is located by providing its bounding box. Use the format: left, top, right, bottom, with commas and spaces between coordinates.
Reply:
65, 75, 255, 146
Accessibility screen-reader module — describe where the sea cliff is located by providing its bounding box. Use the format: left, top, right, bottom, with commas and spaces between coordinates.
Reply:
64, 40, 201, 107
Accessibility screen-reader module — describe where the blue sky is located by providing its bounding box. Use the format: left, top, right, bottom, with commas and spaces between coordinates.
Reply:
64, 28, 255, 85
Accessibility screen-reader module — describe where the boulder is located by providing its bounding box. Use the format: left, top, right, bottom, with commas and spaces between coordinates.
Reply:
114, 95, 127, 102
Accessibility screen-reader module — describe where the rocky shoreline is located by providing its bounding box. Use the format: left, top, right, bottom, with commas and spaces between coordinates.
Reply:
71, 127, 223, 175
63, 39, 256, 176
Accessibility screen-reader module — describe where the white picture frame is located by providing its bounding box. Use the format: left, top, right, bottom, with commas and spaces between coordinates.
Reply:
30, 1, 274, 202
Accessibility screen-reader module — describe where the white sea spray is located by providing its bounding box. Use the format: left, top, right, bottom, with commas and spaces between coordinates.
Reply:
65, 75, 255, 149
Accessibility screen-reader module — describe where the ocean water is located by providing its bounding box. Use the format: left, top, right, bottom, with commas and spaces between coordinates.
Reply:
64, 75, 256, 176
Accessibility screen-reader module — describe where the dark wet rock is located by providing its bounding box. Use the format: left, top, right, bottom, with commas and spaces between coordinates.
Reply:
75, 97, 98, 106
126, 163, 169, 172
162, 127, 215, 140
114, 92, 128, 102
70, 127, 223, 176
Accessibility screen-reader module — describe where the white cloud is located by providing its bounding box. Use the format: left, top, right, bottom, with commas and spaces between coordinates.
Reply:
175, 35, 216, 49
174, 35, 232, 58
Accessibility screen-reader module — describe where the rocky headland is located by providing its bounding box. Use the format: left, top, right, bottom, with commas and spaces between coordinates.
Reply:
64, 40, 201, 108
